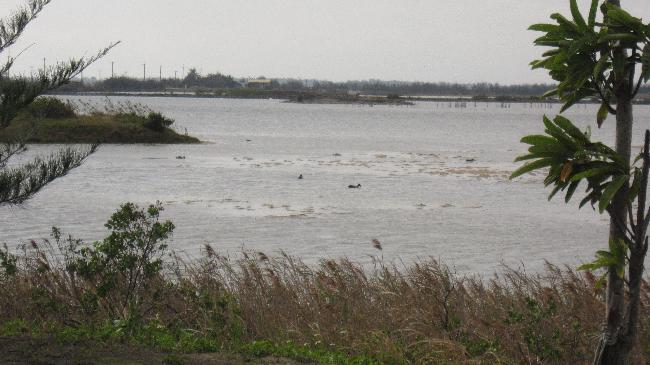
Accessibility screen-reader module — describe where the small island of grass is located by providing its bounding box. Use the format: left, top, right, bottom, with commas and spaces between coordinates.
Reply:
286, 92, 414, 105
0, 97, 200, 144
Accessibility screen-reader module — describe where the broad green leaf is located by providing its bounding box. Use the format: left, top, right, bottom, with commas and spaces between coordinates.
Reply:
594, 274, 607, 289
542, 88, 559, 98
597, 101, 609, 128
521, 135, 558, 146
579, 192, 597, 209
559, 92, 588, 113
598, 175, 628, 213
578, 262, 601, 271
642, 43, 650, 82
548, 182, 566, 201
596, 250, 613, 259
543, 115, 577, 149
598, 33, 641, 43
628, 169, 641, 202
529, 143, 570, 157
529, 23, 559, 32
588, 0, 598, 28
542, 49, 562, 57
570, 165, 615, 181
589, 142, 621, 162
545, 164, 562, 186
593, 54, 609, 80
606, 8, 645, 34
608, 238, 627, 278
578, 243, 626, 277
554, 115, 589, 143
570, 0, 587, 30
514, 154, 539, 162
565, 180, 580, 203
551, 13, 580, 34
510, 158, 557, 179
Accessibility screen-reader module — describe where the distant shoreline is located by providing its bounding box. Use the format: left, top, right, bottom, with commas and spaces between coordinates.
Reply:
49, 91, 650, 105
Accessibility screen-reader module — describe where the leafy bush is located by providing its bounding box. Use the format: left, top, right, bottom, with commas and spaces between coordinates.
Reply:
66, 202, 174, 320
143, 112, 174, 132
27, 97, 76, 119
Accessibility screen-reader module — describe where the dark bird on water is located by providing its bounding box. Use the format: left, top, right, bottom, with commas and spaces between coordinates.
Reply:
298, 174, 303, 179
348, 184, 361, 189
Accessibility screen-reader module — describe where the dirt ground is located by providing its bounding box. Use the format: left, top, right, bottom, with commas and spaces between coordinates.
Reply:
0, 337, 313, 365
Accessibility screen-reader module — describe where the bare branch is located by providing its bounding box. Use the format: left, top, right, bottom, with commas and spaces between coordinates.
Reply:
0, 145, 97, 206
0, 141, 26, 168
0, 42, 119, 128
0, 0, 50, 54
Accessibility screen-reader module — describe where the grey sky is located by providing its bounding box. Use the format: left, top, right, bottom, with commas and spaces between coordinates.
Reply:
2, 0, 649, 84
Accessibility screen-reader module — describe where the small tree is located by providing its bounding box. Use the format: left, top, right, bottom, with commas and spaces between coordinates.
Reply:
513, 0, 649, 363
0, 0, 117, 206
66, 202, 174, 320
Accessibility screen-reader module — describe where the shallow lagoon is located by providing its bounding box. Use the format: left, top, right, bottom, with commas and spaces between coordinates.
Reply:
2, 96, 649, 274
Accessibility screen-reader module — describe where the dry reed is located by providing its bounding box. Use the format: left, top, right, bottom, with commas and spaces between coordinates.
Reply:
0, 241, 648, 365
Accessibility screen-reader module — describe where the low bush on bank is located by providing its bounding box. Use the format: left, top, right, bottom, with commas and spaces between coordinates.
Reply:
27, 97, 76, 119
0, 203, 648, 364
143, 112, 175, 132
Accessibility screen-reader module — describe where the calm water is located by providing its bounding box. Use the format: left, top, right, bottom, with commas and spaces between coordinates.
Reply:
2, 96, 649, 274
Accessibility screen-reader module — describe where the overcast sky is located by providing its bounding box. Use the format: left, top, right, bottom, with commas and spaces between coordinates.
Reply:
1, 0, 649, 84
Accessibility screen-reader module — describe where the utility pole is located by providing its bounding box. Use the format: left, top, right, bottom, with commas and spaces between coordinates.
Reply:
174, 70, 177, 80
42, 57, 45, 72
159, 65, 162, 82
182, 64, 185, 77
111, 61, 114, 78
143, 63, 146, 82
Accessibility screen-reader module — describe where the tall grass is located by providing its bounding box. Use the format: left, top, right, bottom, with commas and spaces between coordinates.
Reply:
1, 246, 646, 363
0, 217, 648, 364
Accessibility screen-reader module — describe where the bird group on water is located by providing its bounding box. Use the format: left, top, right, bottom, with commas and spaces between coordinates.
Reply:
295, 156, 477, 188
297, 174, 361, 189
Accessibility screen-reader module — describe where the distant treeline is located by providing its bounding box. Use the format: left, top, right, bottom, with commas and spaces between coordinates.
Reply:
55, 68, 650, 97
279, 80, 554, 96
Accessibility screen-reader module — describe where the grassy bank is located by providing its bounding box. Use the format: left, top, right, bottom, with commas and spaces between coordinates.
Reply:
0, 97, 199, 144
0, 203, 648, 364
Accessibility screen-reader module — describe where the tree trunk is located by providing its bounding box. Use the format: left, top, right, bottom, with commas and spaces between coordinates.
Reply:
594, 0, 635, 359
595, 97, 633, 364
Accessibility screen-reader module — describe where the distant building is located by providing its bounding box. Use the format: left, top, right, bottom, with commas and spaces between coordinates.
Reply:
246, 79, 273, 89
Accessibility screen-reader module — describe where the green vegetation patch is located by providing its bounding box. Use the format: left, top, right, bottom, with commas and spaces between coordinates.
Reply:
0, 97, 199, 144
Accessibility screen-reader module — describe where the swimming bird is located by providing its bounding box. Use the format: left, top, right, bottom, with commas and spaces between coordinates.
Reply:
298, 174, 303, 179
348, 184, 361, 189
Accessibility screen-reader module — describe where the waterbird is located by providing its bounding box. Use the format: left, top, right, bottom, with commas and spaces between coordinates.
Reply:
465, 158, 475, 162
348, 184, 361, 189
298, 174, 303, 179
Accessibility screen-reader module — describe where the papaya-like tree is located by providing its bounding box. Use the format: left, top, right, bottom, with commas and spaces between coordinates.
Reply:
0, 0, 117, 206
511, 0, 649, 363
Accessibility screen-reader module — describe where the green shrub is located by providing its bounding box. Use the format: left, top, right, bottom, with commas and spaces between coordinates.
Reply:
66, 202, 174, 320
27, 97, 76, 119
143, 112, 174, 132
